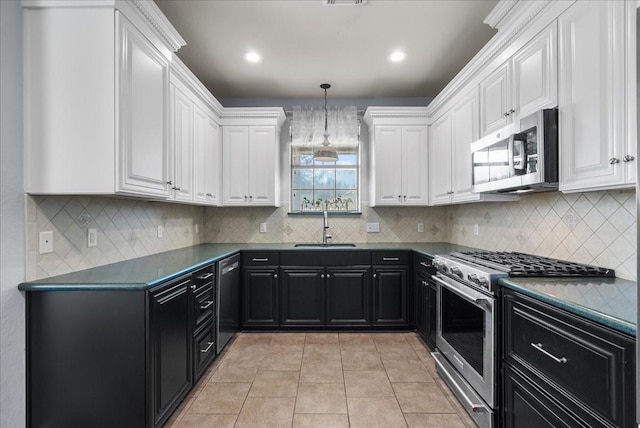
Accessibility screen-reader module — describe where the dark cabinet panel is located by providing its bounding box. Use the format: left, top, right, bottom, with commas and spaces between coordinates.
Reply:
414, 268, 428, 336
150, 276, 192, 427
426, 279, 437, 349
243, 268, 279, 327
373, 267, 408, 326
326, 267, 371, 326
280, 267, 325, 326
192, 320, 216, 382
217, 254, 240, 354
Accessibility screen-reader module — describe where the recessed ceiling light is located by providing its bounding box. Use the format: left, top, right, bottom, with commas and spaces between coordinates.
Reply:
243, 51, 262, 63
388, 50, 407, 63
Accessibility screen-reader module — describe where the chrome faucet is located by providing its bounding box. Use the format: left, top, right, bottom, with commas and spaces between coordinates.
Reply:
322, 202, 332, 244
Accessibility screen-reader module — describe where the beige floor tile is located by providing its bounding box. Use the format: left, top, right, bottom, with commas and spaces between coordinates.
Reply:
404, 413, 467, 428
270, 333, 307, 351
304, 332, 339, 344
248, 370, 299, 397
344, 370, 394, 397
295, 382, 348, 414
174, 413, 237, 428
378, 347, 421, 361
393, 382, 456, 413
188, 382, 251, 414
338, 333, 377, 352
260, 351, 303, 371
300, 359, 344, 383
292, 413, 350, 428
209, 360, 258, 383
303, 343, 342, 361
235, 397, 295, 428
383, 359, 433, 382
222, 348, 268, 367
347, 396, 407, 428
341, 351, 384, 371
434, 379, 476, 428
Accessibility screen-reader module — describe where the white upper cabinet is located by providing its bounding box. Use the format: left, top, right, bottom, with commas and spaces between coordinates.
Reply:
364, 108, 429, 207
23, 3, 184, 197
558, 0, 635, 192
221, 109, 285, 207
168, 81, 194, 202
428, 110, 453, 205
480, 22, 558, 137
193, 104, 221, 205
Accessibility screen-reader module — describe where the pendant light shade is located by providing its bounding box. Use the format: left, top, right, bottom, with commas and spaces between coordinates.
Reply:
313, 83, 339, 162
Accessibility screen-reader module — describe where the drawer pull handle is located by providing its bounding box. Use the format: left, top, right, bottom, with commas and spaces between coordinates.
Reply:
382, 257, 400, 261
252, 258, 269, 262
419, 261, 430, 268
200, 300, 214, 310
531, 342, 567, 364
201, 341, 214, 353
198, 272, 214, 280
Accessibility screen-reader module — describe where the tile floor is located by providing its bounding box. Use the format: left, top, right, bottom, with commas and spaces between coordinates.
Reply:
167, 332, 475, 428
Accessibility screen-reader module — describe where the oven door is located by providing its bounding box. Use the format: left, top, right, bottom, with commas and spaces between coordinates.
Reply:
434, 273, 496, 407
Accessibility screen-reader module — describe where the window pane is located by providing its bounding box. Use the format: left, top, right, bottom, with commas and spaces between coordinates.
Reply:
316, 190, 335, 203
313, 159, 336, 166
292, 169, 313, 189
335, 190, 357, 210
336, 169, 357, 189
292, 190, 314, 211
336, 154, 358, 166
314, 169, 335, 189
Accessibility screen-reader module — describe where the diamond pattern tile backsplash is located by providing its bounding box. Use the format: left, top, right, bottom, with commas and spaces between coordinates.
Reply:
26, 189, 636, 281
26, 195, 204, 281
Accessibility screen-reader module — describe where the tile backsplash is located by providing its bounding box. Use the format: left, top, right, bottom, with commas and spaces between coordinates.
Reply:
26, 195, 204, 280
26, 189, 636, 281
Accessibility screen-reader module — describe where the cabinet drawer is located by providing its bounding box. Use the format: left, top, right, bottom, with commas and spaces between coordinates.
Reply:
372, 251, 410, 265
413, 253, 435, 273
192, 264, 215, 289
503, 291, 635, 427
194, 285, 214, 327
281, 251, 370, 267
242, 252, 280, 267
192, 321, 215, 382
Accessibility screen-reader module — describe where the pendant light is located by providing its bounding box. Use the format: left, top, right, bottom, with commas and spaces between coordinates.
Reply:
313, 83, 339, 162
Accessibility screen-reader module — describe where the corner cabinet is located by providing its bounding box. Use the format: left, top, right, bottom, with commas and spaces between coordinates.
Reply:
23, 3, 184, 198
221, 109, 286, 206
558, 0, 636, 192
363, 107, 429, 206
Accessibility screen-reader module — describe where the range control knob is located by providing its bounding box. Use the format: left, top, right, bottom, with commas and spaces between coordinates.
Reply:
467, 273, 478, 283
450, 266, 463, 279
476, 276, 489, 288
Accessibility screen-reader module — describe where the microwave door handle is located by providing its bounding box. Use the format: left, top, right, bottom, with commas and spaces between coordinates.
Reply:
508, 135, 515, 176
513, 133, 527, 172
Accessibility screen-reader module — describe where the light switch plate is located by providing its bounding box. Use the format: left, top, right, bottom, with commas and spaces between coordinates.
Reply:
39, 231, 53, 254
157, 225, 164, 238
259, 223, 267, 233
417, 223, 424, 233
87, 229, 97, 247
366, 222, 380, 233
473, 224, 479, 236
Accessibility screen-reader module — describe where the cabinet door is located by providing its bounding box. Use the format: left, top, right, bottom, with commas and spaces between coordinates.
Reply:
222, 126, 250, 205
149, 276, 192, 427
280, 268, 325, 326
372, 126, 403, 205
450, 89, 480, 202
558, 1, 626, 192
116, 14, 170, 197
169, 84, 193, 202
243, 268, 279, 327
428, 111, 453, 205
372, 267, 408, 326
426, 279, 437, 350
326, 267, 371, 326
413, 269, 428, 337
401, 126, 428, 205
480, 61, 512, 136
193, 105, 221, 205
248, 126, 278, 205
512, 22, 558, 120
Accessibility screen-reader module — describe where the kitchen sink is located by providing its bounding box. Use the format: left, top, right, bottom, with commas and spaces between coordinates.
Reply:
294, 243, 357, 248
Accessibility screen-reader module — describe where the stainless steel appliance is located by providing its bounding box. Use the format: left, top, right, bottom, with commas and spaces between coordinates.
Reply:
431, 251, 614, 428
217, 254, 240, 354
471, 108, 558, 194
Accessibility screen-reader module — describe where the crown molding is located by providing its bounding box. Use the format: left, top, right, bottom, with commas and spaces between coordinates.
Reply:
363, 106, 429, 126
220, 108, 287, 127
170, 55, 224, 118
484, 0, 519, 29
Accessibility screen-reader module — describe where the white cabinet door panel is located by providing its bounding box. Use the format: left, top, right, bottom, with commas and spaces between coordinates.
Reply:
171, 86, 193, 202
428, 112, 452, 205
480, 62, 512, 137
193, 105, 220, 205
222, 127, 250, 205
372, 126, 403, 205
401, 126, 428, 205
248, 126, 277, 205
451, 90, 479, 202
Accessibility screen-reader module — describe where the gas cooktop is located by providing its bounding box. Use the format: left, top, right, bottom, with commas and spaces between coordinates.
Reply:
450, 251, 615, 278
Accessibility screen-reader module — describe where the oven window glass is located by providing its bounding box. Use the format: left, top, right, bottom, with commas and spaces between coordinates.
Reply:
521, 126, 538, 174
487, 138, 510, 181
441, 287, 485, 376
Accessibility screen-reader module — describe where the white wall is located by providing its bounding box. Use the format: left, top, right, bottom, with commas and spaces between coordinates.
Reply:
0, 1, 26, 426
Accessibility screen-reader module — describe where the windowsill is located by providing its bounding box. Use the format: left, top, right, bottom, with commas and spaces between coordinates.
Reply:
288, 211, 362, 217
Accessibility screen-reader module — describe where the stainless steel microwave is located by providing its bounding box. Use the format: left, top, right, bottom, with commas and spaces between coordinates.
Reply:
471, 108, 558, 194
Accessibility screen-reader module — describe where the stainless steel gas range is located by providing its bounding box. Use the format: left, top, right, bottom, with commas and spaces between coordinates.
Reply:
430, 251, 615, 428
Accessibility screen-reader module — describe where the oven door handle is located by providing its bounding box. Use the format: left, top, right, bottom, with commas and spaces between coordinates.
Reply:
433, 275, 490, 305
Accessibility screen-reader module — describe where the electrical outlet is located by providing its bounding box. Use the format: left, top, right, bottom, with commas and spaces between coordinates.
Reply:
259, 223, 267, 233
39, 231, 53, 254
473, 224, 479, 236
157, 225, 164, 238
417, 223, 424, 233
87, 229, 98, 247
366, 222, 380, 233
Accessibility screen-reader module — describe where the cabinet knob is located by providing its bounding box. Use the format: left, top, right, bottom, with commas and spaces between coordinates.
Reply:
166, 180, 173, 185
321, 274, 325, 279
503, 112, 510, 117
398, 195, 402, 200
172, 186, 181, 191
206, 193, 213, 197
373, 273, 377, 278
403, 195, 407, 200
623, 155, 635, 162
509, 109, 515, 114
326, 274, 331, 278
249, 195, 253, 200
609, 157, 620, 165
190, 284, 197, 290
274, 273, 278, 279
244, 196, 248, 200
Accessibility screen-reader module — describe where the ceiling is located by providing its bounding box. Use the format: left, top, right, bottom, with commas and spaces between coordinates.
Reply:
154, 0, 499, 100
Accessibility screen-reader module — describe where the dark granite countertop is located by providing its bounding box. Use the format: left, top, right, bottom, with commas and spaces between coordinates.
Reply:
500, 277, 636, 337
18, 242, 474, 291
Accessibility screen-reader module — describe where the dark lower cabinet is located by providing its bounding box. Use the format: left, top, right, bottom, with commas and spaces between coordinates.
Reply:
280, 267, 325, 326
243, 268, 279, 327
149, 276, 193, 427
502, 289, 636, 428
426, 277, 437, 349
326, 267, 371, 326
414, 268, 428, 337
372, 266, 408, 326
